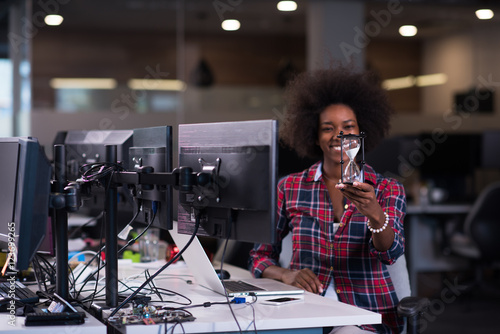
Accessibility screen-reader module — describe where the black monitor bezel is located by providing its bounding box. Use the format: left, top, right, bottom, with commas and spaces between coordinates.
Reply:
0, 137, 52, 271
177, 119, 278, 245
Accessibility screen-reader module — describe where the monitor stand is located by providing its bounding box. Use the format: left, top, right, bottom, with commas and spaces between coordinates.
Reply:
52, 145, 69, 300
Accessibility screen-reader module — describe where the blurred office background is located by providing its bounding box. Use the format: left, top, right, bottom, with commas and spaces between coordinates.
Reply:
1, 0, 499, 332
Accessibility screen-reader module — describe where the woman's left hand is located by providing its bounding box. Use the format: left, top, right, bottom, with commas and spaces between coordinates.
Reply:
336, 181, 395, 251
335, 181, 383, 222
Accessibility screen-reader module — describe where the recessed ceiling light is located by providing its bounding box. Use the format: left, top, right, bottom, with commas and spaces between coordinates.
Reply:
277, 1, 297, 12
415, 73, 448, 87
49, 78, 117, 90
44, 14, 64, 26
221, 19, 240, 31
475, 9, 494, 20
128, 79, 186, 91
399, 25, 418, 37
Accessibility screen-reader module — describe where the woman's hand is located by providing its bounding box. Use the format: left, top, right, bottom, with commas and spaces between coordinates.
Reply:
335, 181, 384, 222
282, 268, 324, 294
335, 181, 395, 251
262, 266, 323, 294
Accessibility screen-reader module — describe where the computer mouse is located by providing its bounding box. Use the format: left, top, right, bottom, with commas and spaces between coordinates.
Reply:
215, 269, 231, 280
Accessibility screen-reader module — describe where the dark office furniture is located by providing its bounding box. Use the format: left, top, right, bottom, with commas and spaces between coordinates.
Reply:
449, 181, 500, 294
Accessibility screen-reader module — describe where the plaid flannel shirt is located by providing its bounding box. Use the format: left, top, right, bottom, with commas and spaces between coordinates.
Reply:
249, 162, 406, 333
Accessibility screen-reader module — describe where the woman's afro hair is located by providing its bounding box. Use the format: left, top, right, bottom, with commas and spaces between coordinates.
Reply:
280, 66, 394, 160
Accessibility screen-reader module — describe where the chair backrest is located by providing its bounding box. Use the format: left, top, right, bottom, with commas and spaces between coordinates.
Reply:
386, 255, 412, 300
464, 181, 500, 261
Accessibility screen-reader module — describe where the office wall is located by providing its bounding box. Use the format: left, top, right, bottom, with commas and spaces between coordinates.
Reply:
30, 19, 500, 152
397, 26, 500, 136
30, 28, 305, 154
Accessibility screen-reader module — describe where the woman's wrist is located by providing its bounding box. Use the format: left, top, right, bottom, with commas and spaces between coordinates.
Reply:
366, 210, 390, 233
262, 265, 288, 282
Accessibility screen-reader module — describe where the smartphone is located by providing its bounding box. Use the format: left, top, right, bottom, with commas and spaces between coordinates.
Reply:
261, 297, 303, 306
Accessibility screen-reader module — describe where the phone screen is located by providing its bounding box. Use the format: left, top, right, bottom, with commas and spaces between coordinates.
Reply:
262, 297, 302, 305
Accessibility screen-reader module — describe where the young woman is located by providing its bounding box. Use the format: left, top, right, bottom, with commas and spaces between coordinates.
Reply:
249, 66, 406, 333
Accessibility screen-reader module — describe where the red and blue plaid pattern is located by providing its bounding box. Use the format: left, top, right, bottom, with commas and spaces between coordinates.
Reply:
250, 162, 406, 333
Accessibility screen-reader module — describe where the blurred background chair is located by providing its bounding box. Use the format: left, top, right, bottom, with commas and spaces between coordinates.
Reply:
449, 181, 500, 296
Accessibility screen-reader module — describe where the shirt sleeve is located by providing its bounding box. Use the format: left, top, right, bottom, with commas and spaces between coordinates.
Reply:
369, 178, 406, 264
249, 177, 289, 277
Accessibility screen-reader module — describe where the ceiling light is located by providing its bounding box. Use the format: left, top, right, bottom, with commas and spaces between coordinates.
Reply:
399, 25, 417, 37
277, 1, 297, 12
127, 79, 186, 91
382, 76, 415, 90
382, 73, 448, 90
44, 14, 64, 26
49, 78, 117, 90
221, 19, 240, 31
415, 73, 448, 87
475, 9, 494, 20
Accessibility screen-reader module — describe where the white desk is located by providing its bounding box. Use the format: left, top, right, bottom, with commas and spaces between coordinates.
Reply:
107, 260, 381, 333
0, 260, 381, 333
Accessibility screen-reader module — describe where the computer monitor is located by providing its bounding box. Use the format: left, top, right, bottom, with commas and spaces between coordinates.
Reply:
177, 119, 278, 245
128, 126, 173, 230
481, 130, 500, 168
64, 130, 134, 181
418, 132, 481, 202
365, 135, 419, 180
63, 130, 135, 228
0, 137, 52, 271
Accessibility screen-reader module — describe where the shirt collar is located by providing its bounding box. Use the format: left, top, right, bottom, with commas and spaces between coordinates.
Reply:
314, 162, 323, 182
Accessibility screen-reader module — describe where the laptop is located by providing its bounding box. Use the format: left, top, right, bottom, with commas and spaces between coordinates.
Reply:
169, 223, 304, 297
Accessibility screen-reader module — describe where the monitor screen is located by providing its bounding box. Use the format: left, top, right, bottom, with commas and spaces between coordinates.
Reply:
418, 132, 481, 203
365, 135, 418, 180
63, 130, 135, 223
177, 119, 278, 245
128, 126, 173, 230
481, 130, 500, 168
0, 137, 52, 270
418, 132, 481, 176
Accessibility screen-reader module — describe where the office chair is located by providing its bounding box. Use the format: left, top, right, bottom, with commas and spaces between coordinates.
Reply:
388, 256, 430, 334
448, 181, 500, 295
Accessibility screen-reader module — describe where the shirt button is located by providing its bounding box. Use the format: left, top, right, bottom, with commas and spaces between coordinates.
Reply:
330, 266, 334, 271
336, 289, 341, 294
339, 223, 344, 227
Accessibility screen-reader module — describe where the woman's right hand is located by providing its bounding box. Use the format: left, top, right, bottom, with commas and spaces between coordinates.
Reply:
262, 265, 324, 294
282, 268, 324, 294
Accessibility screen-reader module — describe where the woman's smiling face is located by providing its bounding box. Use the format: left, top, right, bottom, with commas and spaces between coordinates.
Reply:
317, 104, 360, 164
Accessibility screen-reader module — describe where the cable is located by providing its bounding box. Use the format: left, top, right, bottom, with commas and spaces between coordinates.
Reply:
144, 269, 163, 302
118, 198, 142, 240
87, 211, 106, 307
72, 198, 145, 300
79, 162, 125, 183
108, 213, 202, 318
76, 206, 157, 302
246, 294, 258, 333
219, 221, 243, 333
70, 162, 128, 297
